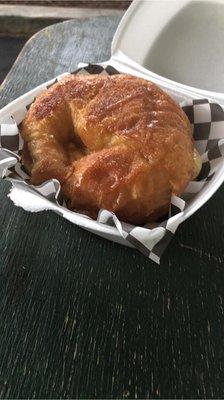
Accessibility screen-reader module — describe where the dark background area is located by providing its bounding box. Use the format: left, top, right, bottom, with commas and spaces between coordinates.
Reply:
0, 37, 26, 82
0, 0, 131, 8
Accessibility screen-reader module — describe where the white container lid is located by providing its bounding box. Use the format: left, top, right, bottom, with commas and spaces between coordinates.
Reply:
111, 0, 224, 103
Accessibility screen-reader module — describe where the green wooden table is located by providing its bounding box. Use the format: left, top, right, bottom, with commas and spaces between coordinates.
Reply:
0, 17, 224, 399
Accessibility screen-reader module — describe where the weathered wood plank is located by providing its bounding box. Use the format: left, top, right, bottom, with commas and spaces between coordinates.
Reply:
0, 17, 224, 399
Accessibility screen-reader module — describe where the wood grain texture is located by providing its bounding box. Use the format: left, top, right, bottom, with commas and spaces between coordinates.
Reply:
0, 17, 224, 399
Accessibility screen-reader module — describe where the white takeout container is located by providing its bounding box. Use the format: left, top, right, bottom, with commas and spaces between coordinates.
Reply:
0, 0, 224, 262
111, 0, 224, 103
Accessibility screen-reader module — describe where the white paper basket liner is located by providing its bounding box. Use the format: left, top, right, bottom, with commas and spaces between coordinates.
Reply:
0, 61, 224, 264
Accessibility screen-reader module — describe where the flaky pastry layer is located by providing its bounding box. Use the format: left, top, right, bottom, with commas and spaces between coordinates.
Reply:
21, 74, 196, 224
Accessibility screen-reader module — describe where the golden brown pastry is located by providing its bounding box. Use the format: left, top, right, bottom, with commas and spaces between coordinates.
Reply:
21, 74, 200, 224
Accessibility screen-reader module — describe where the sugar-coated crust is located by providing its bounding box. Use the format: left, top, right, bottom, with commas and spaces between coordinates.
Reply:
21, 74, 194, 224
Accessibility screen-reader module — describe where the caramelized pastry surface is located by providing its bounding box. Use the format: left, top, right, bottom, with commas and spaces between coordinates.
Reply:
21, 74, 197, 224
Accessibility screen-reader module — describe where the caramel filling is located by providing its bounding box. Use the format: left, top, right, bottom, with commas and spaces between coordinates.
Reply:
193, 148, 202, 179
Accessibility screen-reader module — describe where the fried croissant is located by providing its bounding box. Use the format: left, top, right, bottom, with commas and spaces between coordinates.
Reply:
21, 74, 200, 224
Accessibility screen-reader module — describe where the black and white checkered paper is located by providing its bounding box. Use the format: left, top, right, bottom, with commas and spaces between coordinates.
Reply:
0, 64, 224, 264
